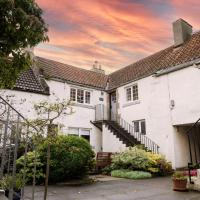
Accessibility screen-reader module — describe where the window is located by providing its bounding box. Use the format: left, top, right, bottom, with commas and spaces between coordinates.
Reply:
111, 93, 116, 103
132, 84, 138, 101
68, 127, 79, 136
85, 91, 91, 104
70, 88, 91, 104
77, 89, 84, 103
79, 129, 90, 142
68, 127, 90, 142
126, 88, 132, 101
125, 84, 138, 102
133, 120, 146, 135
70, 88, 76, 101
134, 121, 140, 132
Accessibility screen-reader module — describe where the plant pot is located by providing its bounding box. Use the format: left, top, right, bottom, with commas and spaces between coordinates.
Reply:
5, 189, 21, 200
172, 179, 187, 191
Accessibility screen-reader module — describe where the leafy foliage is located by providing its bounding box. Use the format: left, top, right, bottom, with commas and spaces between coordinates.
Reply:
102, 166, 114, 175
30, 99, 73, 137
172, 171, 187, 180
111, 146, 172, 176
38, 135, 95, 183
16, 151, 45, 184
111, 147, 150, 171
0, 174, 25, 190
111, 170, 152, 179
0, 0, 48, 88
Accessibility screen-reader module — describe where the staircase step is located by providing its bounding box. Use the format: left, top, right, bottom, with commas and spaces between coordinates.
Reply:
103, 120, 159, 153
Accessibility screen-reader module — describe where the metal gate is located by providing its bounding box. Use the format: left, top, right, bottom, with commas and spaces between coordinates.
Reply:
0, 96, 43, 200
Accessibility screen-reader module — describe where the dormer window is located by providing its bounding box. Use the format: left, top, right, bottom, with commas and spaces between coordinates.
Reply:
70, 88, 91, 104
126, 84, 138, 102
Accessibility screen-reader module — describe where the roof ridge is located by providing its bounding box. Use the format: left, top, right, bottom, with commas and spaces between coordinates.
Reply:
36, 56, 108, 77
109, 46, 173, 76
109, 30, 200, 77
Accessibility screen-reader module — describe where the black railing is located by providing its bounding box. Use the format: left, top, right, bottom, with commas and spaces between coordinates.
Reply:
0, 96, 41, 200
186, 118, 200, 184
94, 104, 159, 154
116, 116, 159, 154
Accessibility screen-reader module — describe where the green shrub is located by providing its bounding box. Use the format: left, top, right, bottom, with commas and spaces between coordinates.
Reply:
146, 152, 172, 176
0, 174, 25, 190
102, 166, 113, 175
111, 170, 152, 179
38, 135, 95, 183
111, 147, 151, 171
111, 146, 172, 176
16, 151, 45, 184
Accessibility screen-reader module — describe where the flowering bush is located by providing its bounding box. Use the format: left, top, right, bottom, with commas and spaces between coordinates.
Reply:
111, 146, 172, 176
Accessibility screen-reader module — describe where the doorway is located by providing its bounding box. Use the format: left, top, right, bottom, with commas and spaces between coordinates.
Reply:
110, 92, 117, 121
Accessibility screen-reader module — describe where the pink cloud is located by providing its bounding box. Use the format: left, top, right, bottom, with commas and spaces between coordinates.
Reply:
35, 0, 199, 72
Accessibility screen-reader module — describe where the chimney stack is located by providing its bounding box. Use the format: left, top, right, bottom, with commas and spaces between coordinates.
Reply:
173, 18, 193, 47
91, 61, 105, 74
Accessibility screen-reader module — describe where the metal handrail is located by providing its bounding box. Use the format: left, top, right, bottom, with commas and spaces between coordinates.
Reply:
94, 104, 159, 153
116, 116, 159, 154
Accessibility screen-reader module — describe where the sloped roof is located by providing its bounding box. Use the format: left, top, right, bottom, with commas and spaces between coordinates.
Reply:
108, 31, 200, 90
14, 31, 200, 93
36, 57, 109, 90
14, 68, 49, 95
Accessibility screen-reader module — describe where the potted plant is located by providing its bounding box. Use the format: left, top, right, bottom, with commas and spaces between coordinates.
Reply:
0, 174, 25, 200
172, 171, 188, 191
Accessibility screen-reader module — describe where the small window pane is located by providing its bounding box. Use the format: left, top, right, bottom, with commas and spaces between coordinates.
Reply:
126, 88, 132, 101
111, 93, 116, 103
134, 121, 139, 132
132, 84, 138, 101
85, 91, 91, 104
68, 128, 79, 135
70, 88, 76, 101
141, 121, 146, 135
80, 129, 90, 135
81, 135, 90, 142
77, 89, 84, 103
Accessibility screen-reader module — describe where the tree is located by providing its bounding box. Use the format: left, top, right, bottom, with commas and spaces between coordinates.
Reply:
0, 0, 48, 89
30, 98, 73, 200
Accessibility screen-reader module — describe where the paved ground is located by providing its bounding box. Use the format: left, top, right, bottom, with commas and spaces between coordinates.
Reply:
24, 177, 200, 200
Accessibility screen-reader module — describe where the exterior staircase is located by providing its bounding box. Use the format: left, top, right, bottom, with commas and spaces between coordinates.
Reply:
92, 118, 159, 154
92, 104, 159, 154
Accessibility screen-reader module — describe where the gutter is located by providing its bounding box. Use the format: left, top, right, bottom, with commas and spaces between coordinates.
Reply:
154, 57, 200, 77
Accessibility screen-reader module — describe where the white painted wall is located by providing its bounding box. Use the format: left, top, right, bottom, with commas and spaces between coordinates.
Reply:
102, 124, 128, 152
0, 79, 107, 153
1, 64, 200, 167
116, 65, 200, 168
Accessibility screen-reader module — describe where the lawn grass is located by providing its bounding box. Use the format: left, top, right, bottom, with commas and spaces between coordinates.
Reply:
111, 170, 152, 179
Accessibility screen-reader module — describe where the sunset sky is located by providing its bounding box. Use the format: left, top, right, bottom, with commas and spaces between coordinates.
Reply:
35, 0, 200, 73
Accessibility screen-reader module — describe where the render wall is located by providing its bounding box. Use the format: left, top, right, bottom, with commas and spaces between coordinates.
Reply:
116, 65, 200, 168
0, 80, 107, 153
102, 124, 128, 152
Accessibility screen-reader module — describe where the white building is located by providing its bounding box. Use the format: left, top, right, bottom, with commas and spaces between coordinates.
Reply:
1, 19, 200, 169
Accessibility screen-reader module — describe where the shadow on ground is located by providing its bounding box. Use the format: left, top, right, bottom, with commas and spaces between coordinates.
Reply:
24, 176, 200, 200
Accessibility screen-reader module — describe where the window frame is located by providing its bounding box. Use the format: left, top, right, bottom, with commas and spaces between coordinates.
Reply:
68, 127, 91, 142
70, 87, 91, 105
125, 84, 139, 102
132, 119, 146, 135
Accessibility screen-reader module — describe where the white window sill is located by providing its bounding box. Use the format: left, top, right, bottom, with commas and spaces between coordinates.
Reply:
123, 100, 140, 108
73, 103, 95, 109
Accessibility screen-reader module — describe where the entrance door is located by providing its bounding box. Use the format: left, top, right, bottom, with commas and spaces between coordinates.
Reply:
110, 92, 117, 121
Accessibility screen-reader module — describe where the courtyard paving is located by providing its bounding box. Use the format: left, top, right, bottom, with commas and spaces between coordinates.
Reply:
25, 176, 200, 200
